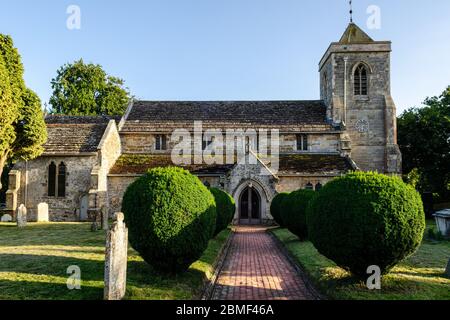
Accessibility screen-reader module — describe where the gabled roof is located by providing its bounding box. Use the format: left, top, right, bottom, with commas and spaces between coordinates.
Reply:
339, 23, 374, 44
43, 115, 120, 155
121, 100, 330, 133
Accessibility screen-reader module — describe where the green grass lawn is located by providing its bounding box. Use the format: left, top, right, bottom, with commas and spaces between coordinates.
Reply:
0, 222, 230, 300
272, 221, 450, 300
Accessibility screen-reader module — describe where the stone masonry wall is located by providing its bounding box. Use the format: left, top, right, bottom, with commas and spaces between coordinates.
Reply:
13, 156, 97, 221
121, 132, 340, 155
320, 43, 401, 173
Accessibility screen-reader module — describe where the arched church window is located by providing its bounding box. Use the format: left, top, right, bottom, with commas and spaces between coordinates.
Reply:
323, 73, 328, 98
354, 64, 368, 96
315, 183, 323, 191
305, 182, 314, 190
57, 162, 66, 197
48, 162, 56, 197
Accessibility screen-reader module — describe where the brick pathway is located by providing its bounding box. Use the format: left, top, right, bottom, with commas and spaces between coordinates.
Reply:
211, 226, 317, 300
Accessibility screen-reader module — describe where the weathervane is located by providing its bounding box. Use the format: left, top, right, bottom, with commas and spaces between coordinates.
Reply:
349, 0, 353, 23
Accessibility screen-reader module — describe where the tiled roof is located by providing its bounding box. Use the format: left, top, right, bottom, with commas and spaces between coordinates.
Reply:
278, 154, 354, 175
43, 115, 118, 155
109, 154, 235, 175
121, 100, 330, 132
109, 154, 354, 176
339, 23, 374, 44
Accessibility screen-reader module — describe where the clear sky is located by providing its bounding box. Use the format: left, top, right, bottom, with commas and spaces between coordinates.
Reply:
0, 0, 449, 114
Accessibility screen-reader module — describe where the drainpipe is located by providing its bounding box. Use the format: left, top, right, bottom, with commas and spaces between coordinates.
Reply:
343, 57, 348, 126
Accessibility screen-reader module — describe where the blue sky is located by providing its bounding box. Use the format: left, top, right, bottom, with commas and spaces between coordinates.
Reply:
0, 0, 449, 114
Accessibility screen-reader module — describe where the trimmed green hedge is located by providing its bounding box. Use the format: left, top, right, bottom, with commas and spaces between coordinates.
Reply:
210, 188, 235, 236
270, 192, 289, 226
281, 189, 316, 241
122, 167, 217, 273
307, 172, 425, 277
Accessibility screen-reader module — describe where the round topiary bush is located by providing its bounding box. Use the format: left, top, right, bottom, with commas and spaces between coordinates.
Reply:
307, 172, 425, 277
270, 192, 289, 226
122, 167, 217, 273
210, 187, 236, 236
281, 189, 316, 241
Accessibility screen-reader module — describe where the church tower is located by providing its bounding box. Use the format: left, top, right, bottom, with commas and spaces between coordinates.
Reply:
319, 23, 402, 174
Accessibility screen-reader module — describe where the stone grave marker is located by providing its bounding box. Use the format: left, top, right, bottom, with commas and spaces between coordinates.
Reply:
1, 214, 13, 222
104, 212, 128, 300
37, 203, 49, 222
17, 204, 27, 227
101, 206, 109, 231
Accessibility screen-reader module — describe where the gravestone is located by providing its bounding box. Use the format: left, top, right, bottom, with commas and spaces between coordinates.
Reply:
1, 214, 13, 222
37, 203, 49, 222
101, 206, 109, 231
104, 212, 128, 300
17, 204, 27, 227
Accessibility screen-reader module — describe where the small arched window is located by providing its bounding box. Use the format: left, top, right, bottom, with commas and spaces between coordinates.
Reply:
305, 182, 314, 190
315, 183, 323, 191
48, 162, 56, 197
57, 162, 66, 197
354, 64, 368, 96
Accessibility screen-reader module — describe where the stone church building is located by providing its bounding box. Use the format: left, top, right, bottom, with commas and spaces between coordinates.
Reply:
4, 23, 401, 224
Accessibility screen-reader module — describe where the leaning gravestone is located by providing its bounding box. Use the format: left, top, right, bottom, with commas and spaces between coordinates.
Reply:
37, 203, 49, 222
1, 214, 13, 222
17, 204, 27, 228
104, 212, 128, 300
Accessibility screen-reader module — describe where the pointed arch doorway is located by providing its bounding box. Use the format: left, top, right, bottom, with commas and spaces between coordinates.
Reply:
239, 185, 261, 225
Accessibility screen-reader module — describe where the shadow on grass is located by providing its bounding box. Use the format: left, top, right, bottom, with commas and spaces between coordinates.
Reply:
0, 223, 105, 247
0, 253, 104, 282
127, 259, 206, 285
0, 278, 103, 300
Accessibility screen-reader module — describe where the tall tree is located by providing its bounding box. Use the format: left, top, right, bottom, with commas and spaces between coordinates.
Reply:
398, 87, 450, 200
49, 59, 131, 116
0, 35, 47, 189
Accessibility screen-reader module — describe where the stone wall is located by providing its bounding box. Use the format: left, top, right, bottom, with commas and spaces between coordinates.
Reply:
13, 156, 97, 221
90, 121, 123, 212
107, 175, 138, 214
121, 131, 340, 155
319, 42, 401, 173
280, 134, 339, 153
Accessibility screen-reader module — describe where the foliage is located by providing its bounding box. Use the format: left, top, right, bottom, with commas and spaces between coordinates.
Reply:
307, 172, 425, 278
280, 189, 315, 241
270, 192, 289, 226
0, 164, 11, 203
122, 167, 217, 273
398, 87, 450, 200
0, 34, 47, 188
49, 59, 131, 116
209, 188, 235, 236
